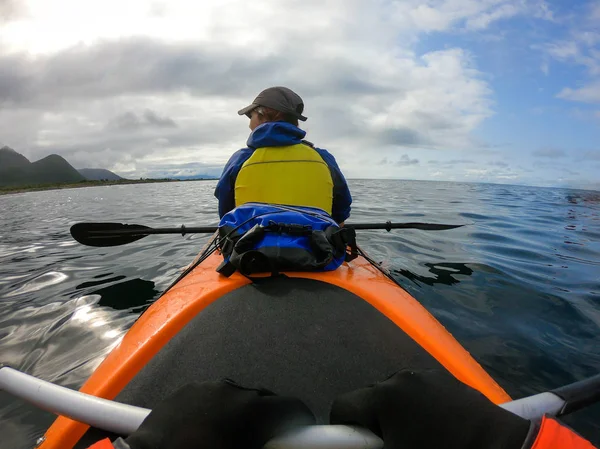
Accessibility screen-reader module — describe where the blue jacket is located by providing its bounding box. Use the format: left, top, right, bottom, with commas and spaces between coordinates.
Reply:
214, 122, 352, 223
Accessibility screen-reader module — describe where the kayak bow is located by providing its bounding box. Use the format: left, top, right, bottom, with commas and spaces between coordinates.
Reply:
33, 236, 513, 448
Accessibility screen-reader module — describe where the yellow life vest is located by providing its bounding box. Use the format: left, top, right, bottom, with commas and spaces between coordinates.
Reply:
234, 143, 334, 214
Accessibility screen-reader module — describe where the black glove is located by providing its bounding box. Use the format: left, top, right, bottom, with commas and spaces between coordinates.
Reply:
124, 379, 316, 449
330, 368, 532, 449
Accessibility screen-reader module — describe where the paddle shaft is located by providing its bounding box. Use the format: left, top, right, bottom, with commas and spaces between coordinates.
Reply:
349, 221, 462, 231
86, 223, 461, 235
552, 372, 600, 415
90, 226, 218, 236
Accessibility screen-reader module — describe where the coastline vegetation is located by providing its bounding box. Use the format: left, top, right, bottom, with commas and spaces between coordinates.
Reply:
0, 178, 216, 195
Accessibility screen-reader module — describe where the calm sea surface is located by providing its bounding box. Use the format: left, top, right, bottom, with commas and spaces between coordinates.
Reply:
1, 180, 599, 447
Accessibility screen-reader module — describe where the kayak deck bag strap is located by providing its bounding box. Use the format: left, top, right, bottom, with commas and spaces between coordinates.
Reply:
216, 203, 357, 277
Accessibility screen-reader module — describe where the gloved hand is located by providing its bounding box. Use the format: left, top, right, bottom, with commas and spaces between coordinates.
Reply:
124, 379, 316, 449
330, 368, 532, 449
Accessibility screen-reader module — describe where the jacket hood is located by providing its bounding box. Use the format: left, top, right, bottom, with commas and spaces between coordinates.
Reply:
247, 122, 306, 149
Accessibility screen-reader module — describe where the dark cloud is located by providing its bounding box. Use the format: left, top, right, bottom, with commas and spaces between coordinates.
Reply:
144, 110, 177, 128
377, 154, 419, 166
395, 154, 419, 166
532, 147, 566, 158
20, 116, 239, 172
108, 109, 177, 131
0, 37, 397, 108
488, 160, 509, 167
0, 38, 278, 106
394, 154, 419, 167
379, 127, 429, 147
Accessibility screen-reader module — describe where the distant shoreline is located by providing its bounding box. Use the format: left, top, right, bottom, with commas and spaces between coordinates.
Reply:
0, 178, 217, 196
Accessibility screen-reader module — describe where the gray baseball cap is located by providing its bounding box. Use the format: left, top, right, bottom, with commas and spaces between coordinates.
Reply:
237, 86, 307, 121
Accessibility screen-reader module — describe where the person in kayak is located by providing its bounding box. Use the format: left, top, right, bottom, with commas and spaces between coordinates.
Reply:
87, 368, 595, 449
214, 86, 352, 224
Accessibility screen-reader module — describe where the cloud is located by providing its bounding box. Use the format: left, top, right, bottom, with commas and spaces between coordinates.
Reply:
117, 161, 223, 179
574, 31, 600, 47
531, 0, 554, 20
465, 168, 489, 175
448, 159, 476, 164
465, 3, 520, 30
532, 147, 567, 158
0, 40, 495, 176
557, 82, 600, 103
589, 1, 600, 23
379, 127, 427, 147
543, 40, 580, 61
108, 109, 177, 131
378, 154, 420, 166
0, 38, 270, 107
400, 0, 551, 32
0, 0, 557, 180
0, 0, 22, 23
535, 2, 600, 108
546, 41, 600, 76
396, 154, 420, 166
462, 165, 526, 184
488, 160, 509, 167
581, 150, 600, 161
428, 159, 476, 165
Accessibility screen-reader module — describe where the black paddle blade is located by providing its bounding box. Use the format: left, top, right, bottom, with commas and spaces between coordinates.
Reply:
397, 223, 464, 231
348, 222, 464, 231
70, 223, 152, 247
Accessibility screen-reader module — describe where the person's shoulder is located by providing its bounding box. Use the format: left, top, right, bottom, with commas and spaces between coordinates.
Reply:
227, 148, 254, 165
304, 141, 329, 155
312, 146, 339, 164
232, 147, 254, 158
220, 148, 254, 180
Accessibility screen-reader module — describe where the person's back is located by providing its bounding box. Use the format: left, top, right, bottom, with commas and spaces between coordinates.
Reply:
214, 87, 352, 224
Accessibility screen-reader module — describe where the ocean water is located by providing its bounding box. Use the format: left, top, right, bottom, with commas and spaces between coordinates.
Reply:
0, 179, 599, 447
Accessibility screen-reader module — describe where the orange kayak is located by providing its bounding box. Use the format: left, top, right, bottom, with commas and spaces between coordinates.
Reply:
39, 242, 511, 449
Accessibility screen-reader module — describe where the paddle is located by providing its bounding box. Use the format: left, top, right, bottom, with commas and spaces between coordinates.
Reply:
70, 223, 218, 247
70, 221, 465, 247
1, 365, 599, 448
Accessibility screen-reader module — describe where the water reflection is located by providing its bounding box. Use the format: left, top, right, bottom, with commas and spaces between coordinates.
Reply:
4, 271, 68, 298
394, 262, 474, 286
91, 278, 159, 312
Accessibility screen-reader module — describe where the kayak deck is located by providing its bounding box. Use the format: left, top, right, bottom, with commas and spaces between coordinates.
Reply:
41, 250, 511, 449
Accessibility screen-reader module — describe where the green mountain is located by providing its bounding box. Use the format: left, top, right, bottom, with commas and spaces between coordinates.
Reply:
0, 146, 30, 170
78, 168, 123, 181
0, 146, 85, 187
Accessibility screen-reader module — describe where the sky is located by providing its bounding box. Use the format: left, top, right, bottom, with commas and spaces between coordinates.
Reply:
1, 0, 599, 190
